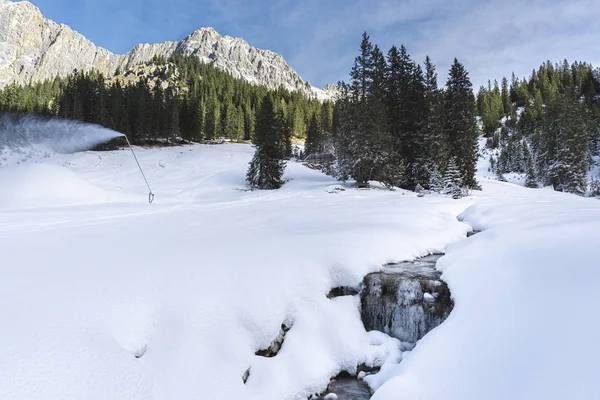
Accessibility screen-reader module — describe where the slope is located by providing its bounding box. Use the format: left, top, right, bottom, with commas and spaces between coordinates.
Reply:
1, 142, 599, 400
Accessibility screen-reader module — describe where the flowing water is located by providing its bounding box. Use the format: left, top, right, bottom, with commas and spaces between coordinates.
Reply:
322, 254, 453, 399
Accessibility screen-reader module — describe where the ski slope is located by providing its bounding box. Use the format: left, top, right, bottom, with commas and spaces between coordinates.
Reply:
1, 143, 599, 400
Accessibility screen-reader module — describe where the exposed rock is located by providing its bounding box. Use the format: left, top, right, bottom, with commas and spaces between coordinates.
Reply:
326, 285, 360, 299
133, 344, 147, 359
255, 323, 290, 358
242, 367, 251, 384
467, 229, 481, 237
0, 1, 331, 99
0, 1, 120, 88
107, 62, 182, 91
360, 254, 453, 343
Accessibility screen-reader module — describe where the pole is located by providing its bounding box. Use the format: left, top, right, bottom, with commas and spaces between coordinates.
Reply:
123, 135, 154, 203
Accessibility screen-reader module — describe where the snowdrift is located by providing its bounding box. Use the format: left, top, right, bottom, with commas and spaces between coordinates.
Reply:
1, 142, 599, 400
0, 143, 470, 400
0, 163, 133, 209
373, 179, 600, 400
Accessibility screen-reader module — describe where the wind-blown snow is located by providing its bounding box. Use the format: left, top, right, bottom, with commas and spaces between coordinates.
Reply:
1, 139, 599, 400
0, 114, 123, 167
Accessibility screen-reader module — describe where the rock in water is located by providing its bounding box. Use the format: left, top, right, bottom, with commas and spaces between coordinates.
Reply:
360, 254, 453, 343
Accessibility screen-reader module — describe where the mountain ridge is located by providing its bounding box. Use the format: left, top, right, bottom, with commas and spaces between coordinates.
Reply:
0, 0, 333, 99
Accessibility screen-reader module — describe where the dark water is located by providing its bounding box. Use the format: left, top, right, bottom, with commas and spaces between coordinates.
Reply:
362, 253, 453, 344
316, 254, 451, 400
319, 377, 372, 400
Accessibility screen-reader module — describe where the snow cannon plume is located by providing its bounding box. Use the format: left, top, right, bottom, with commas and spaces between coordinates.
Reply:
0, 113, 154, 204
0, 113, 124, 153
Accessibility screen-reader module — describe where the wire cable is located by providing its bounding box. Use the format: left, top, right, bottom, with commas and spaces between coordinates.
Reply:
123, 135, 154, 203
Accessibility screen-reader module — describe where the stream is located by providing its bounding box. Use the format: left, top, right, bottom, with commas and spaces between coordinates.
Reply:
319, 252, 455, 399
321, 375, 373, 400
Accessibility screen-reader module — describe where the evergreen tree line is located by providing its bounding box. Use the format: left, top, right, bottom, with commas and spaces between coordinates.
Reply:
477, 61, 600, 196
0, 55, 331, 146
331, 32, 479, 195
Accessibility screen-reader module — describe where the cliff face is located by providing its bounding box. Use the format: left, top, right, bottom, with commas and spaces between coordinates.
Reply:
0, 1, 121, 88
0, 1, 331, 99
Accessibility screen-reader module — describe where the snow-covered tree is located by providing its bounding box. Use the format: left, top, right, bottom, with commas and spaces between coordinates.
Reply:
428, 165, 443, 193
548, 92, 589, 195
495, 168, 506, 182
443, 157, 463, 198
415, 183, 424, 197
588, 177, 600, 197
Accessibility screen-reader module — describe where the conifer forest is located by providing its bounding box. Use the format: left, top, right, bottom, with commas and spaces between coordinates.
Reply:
1, 34, 599, 195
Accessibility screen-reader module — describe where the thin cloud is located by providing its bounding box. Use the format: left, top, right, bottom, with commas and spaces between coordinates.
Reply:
29, 0, 600, 88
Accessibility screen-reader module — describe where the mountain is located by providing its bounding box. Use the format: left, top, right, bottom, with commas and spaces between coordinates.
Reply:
0, 0, 333, 99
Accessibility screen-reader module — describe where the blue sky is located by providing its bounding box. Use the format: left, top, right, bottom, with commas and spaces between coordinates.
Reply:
29, 0, 600, 89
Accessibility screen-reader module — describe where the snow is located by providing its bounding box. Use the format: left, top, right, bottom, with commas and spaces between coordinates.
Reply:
373, 178, 600, 400
591, 154, 600, 179
2, 132, 600, 399
0, 141, 469, 400
0, 163, 134, 209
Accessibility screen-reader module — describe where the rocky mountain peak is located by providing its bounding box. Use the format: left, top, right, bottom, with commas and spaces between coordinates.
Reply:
0, 1, 332, 99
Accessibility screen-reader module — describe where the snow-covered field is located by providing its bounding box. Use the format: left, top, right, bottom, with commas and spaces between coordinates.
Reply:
1, 140, 599, 399
374, 181, 600, 400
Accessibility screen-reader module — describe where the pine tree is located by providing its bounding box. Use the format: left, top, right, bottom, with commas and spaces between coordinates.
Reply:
386, 45, 421, 188
444, 58, 479, 189
244, 103, 255, 141
291, 106, 306, 139
335, 32, 391, 187
205, 98, 221, 140
589, 177, 600, 197
305, 113, 322, 156
193, 99, 206, 141
424, 56, 446, 170
278, 105, 293, 159
415, 183, 424, 196
443, 157, 463, 198
321, 101, 334, 135
164, 91, 180, 143
351, 32, 374, 101
407, 64, 429, 188
246, 96, 287, 189
524, 147, 538, 188
495, 168, 506, 182
428, 165, 443, 193
501, 76, 511, 115
235, 105, 245, 142
224, 101, 242, 140
548, 90, 589, 194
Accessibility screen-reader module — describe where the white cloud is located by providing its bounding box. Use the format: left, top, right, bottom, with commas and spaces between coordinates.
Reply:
223, 0, 600, 89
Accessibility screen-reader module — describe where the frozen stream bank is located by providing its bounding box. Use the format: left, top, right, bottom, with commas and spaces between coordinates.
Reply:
318, 252, 456, 399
